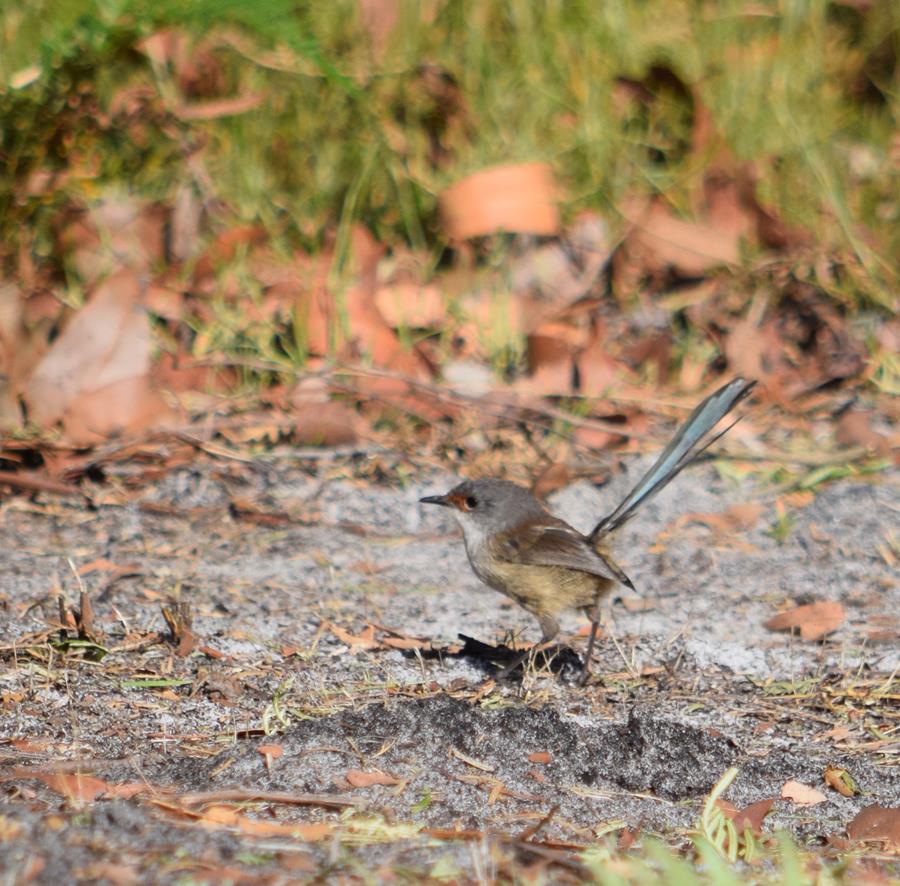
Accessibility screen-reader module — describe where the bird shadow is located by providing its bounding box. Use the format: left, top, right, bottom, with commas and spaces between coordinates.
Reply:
400, 633, 584, 682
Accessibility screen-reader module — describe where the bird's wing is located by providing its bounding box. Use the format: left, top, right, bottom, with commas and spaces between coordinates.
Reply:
589, 377, 756, 542
492, 518, 633, 589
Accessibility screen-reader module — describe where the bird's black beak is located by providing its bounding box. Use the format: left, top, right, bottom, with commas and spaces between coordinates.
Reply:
419, 493, 450, 507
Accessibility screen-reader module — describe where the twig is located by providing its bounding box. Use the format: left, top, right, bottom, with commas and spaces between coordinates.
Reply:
516, 804, 560, 842
177, 789, 357, 809
718, 445, 889, 466
0, 470, 83, 496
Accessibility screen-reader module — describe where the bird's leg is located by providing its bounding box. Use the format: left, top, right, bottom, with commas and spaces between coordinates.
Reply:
494, 614, 559, 681
578, 615, 601, 686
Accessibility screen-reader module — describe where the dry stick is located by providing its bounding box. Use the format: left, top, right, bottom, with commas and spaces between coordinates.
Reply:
177, 789, 357, 809
192, 357, 651, 441
329, 363, 653, 440
516, 803, 560, 842
718, 445, 889, 466
0, 470, 83, 496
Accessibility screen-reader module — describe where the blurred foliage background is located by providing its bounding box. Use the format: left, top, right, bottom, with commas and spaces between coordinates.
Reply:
2, 0, 897, 301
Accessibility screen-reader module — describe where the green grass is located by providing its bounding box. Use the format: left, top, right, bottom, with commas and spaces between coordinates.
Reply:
1, 1, 896, 309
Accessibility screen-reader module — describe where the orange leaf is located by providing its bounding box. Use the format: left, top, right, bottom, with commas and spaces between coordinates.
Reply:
440, 163, 560, 239
780, 779, 827, 806
835, 409, 890, 456
38, 773, 111, 803
531, 463, 572, 500
329, 623, 379, 650
764, 601, 845, 641
345, 769, 400, 788
200, 806, 333, 840
289, 381, 365, 446
527, 752, 551, 764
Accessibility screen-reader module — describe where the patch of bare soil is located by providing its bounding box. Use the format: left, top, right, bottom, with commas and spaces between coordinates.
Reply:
1, 459, 897, 882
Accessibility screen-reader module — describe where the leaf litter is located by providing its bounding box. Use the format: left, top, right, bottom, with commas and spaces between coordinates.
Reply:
0, 10, 898, 881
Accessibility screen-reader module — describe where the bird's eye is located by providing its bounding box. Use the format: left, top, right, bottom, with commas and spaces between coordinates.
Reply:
465, 496, 478, 509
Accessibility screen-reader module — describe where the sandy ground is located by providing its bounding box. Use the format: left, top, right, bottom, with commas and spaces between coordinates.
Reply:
1, 455, 897, 881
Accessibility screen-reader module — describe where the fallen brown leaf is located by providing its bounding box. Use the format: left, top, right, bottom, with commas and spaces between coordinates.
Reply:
440, 163, 560, 239
38, 773, 112, 804
531, 463, 572, 500
80, 863, 141, 886
835, 409, 890, 457
846, 804, 900, 845
622, 197, 740, 277
718, 797, 775, 835
345, 769, 400, 788
200, 805, 333, 839
672, 502, 764, 537
375, 281, 445, 329
764, 601, 845, 641
328, 623, 379, 650
290, 382, 365, 446
824, 765, 858, 798
780, 779, 827, 806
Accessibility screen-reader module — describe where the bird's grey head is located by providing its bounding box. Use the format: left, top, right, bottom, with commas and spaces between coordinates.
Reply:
419, 478, 547, 537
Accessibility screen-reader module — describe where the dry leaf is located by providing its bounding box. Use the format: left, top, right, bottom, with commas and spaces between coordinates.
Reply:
527, 752, 551, 764
781, 779, 827, 806
169, 182, 202, 263
440, 163, 560, 239
23, 270, 172, 442
0, 281, 47, 400
38, 773, 111, 804
63, 376, 171, 445
59, 199, 166, 286
345, 769, 400, 788
518, 330, 575, 395
24, 270, 141, 425
80, 863, 140, 886
764, 601, 845, 641
718, 798, 775, 835
328, 623, 379, 649
835, 409, 890, 456
622, 197, 740, 277
76, 558, 141, 583
341, 226, 431, 378
291, 396, 364, 446
531, 463, 572, 500
824, 765, 858, 797
577, 321, 624, 394
672, 502, 764, 537
200, 805, 333, 839
105, 783, 149, 800
374, 282, 445, 329
847, 804, 900, 845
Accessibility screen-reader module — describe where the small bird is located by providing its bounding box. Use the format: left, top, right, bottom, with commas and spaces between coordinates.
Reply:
420, 377, 755, 683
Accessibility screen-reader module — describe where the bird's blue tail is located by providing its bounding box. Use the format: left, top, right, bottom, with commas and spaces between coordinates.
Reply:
589, 377, 755, 542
